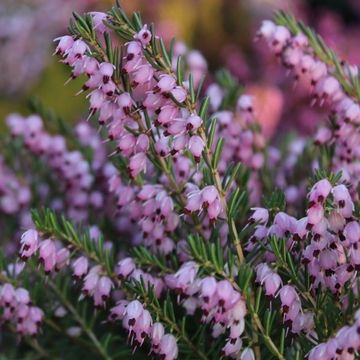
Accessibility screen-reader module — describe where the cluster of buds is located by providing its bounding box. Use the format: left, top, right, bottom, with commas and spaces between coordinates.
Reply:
248, 178, 359, 298
309, 309, 360, 360
0, 155, 31, 215
109, 299, 178, 359
19, 229, 70, 274
80, 265, 113, 308
121, 35, 206, 162
245, 208, 298, 254
116, 257, 164, 298
72, 254, 114, 308
212, 95, 266, 203
303, 180, 358, 294
6, 114, 98, 222
258, 20, 343, 104
200, 278, 247, 358
259, 20, 360, 193
55, 22, 205, 184
0, 283, 44, 336
255, 264, 314, 334
19, 229, 113, 308
126, 33, 208, 149
109, 179, 179, 255
184, 185, 223, 222
55, 33, 151, 179
164, 262, 247, 358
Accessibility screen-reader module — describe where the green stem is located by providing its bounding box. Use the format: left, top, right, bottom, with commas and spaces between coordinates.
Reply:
47, 279, 112, 360
230, 218, 245, 265
45, 318, 105, 355
26, 337, 57, 360
198, 127, 228, 211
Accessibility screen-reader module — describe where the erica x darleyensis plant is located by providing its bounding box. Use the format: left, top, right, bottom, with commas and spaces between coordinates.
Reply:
1, 2, 360, 359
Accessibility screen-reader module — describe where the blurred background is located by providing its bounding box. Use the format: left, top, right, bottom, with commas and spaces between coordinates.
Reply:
1, 0, 360, 137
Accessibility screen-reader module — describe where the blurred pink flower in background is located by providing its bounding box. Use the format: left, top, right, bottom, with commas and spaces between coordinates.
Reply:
246, 84, 284, 138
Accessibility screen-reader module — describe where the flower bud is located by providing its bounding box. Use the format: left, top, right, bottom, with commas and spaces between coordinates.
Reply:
116, 257, 136, 279
188, 135, 204, 162
99, 62, 115, 83
250, 207, 269, 224
135, 25, 152, 47
72, 256, 89, 279
97, 276, 113, 301
154, 75, 176, 94
240, 348, 255, 360
128, 152, 147, 178
55, 248, 70, 271
307, 204, 324, 227
19, 229, 39, 260
159, 334, 178, 360
151, 322, 165, 348
54, 36, 75, 56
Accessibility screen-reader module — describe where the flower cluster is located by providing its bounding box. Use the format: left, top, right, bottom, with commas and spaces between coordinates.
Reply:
309, 309, 360, 360
184, 185, 223, 222
19, 229, 70, 273
0, 155, 31, 215
56, 32, 181, 182
80, 265, 114, 307
116, 257, 164, 298
6, 114, 102, 222
255, 264, 314, 334
110, 299, 178, 359
109, 180, 179, 254
213, 95, 266, 203
55, 34, 152, 177
164, 261, 248, 358
248, 177, 360, 300
55, 21, 217, 189
260, 19, 360, 192
53, 12, 275, 247
120, 36, 208, 164
304, 180, 358, 295
19, 228, 115, 308
0, 283, 44, 336
215, 96, 265, 172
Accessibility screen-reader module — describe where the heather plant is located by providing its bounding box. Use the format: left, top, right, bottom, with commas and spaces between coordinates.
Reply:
1, 2, 360, 360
